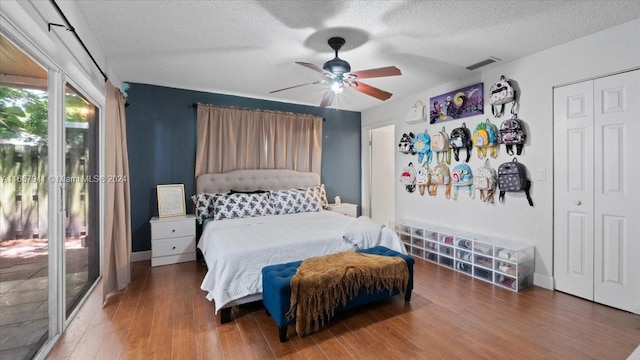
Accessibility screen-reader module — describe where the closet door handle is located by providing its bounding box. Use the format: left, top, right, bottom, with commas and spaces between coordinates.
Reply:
574, 200, 582, 206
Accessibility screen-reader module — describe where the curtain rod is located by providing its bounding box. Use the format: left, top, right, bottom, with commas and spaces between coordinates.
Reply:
47, 0, 108, 83
192, 102, 324, 121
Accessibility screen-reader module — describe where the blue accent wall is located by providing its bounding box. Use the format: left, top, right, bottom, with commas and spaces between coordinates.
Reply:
125, 83, 361, 252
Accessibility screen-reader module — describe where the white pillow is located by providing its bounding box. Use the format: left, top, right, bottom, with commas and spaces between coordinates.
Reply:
213, 192, 275, 221
272, 189, 322, 215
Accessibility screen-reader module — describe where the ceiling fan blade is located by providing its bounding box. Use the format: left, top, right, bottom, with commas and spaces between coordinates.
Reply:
269, 80, 323, 94
351, 81, 393, 101
296, 61, 335, 78
348, 66, 401, 79
319, 90, 335, 108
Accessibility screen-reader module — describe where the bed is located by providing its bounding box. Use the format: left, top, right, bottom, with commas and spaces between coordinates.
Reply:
194, 169, 406, 323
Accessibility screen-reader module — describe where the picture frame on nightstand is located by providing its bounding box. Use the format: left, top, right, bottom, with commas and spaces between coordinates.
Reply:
157, 184, 186, 217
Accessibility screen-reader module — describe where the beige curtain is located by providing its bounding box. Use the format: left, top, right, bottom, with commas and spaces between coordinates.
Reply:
103, 81, 132, 304
195, 104, 322, 176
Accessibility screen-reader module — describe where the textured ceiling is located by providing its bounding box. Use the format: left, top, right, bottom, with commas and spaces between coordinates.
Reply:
73, 0, 640, 111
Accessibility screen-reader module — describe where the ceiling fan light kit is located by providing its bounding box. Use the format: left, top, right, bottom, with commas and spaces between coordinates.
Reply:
269, 36, 402, 108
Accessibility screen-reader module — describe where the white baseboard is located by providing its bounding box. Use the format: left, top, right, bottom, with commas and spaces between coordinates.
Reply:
131, 250, 151, 262
534, 273, 554, 290
628, 345, 640, 360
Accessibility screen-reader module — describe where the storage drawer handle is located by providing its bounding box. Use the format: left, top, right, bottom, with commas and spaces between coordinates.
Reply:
172, 246, 176, 250
172, 229, 176, 233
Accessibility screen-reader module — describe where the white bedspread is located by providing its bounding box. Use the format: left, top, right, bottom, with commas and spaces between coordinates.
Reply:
197, 210, 405, 313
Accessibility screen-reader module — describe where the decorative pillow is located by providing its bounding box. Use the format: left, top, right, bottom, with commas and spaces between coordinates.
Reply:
300, 184, 329, 209
272, 189, 322, 215
213, 192, 275, 221
191, 193, 226, 224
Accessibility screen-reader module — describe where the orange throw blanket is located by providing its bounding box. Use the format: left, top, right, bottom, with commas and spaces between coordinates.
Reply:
286, 251, 409, 336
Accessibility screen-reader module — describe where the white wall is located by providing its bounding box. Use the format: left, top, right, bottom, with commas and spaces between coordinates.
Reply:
362, 18, 640, 289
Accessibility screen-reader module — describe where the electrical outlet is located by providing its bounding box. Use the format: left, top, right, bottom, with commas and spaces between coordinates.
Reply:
536, 169, 546, 181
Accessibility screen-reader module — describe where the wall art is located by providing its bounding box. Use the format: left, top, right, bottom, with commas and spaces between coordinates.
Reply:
429, 83, 483, 124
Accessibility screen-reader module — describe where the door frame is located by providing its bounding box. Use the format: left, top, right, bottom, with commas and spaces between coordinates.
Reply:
361, 120, 395, 220
1, 14, 105, 359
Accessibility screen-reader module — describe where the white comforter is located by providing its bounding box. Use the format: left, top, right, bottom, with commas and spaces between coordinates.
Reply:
198, 210, 405, 313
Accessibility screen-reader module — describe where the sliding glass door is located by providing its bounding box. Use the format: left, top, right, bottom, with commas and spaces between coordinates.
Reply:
0, 33, 51, 360
63, 84, 100, 320
0, 33, 102, 360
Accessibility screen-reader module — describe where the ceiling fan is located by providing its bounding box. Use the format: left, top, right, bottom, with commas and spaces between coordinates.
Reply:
270, 37, 402, 108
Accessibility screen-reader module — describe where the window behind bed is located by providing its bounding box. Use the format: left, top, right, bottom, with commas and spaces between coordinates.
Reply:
194, 104, 322, 176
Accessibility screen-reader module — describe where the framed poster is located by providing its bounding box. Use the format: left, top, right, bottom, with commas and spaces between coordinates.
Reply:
157, 184, 186, 217
429, 83, 483, 124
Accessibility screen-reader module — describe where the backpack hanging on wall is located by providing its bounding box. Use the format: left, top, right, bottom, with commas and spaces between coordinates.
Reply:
472, 119, 499, 159
489, 75, 516, 118
428, 160, 451, 199
498, 114, 526, 156
430, 126, 451, 164
398, 132, 416, 155
473, 159, 497, 203
412, 130, 432, 164
399, 162, 417, 193
498, 158, 533, 206
450, 122, 473, 163
451, 164, 474, 200
416, 161, 432, 196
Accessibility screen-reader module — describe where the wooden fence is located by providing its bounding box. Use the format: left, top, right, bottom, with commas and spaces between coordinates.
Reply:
0, 143, 88, 241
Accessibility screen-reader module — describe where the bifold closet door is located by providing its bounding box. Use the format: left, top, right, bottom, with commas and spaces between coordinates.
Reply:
553, 80, 595, 301
554, 70, 640, 315
592, 71, 639, 314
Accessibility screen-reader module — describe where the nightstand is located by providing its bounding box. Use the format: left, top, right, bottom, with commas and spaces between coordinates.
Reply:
149, 215, 196, 267
326, 203, 358, 217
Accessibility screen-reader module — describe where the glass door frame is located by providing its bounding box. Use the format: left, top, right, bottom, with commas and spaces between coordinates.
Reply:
1, 17, 105, 360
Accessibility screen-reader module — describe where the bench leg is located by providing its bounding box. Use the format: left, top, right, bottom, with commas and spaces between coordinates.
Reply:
220, 307, 232, 324
405, 289, 412, 302
279, 326, 287, 342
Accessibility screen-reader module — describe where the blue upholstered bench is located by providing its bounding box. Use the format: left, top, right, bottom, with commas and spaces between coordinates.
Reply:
261, 246, 414, 342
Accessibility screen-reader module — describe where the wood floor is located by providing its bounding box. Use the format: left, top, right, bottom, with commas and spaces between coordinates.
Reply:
48, 257, 640, 360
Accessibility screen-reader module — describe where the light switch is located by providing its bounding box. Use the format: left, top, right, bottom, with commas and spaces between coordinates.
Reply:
536, 169, 546, 181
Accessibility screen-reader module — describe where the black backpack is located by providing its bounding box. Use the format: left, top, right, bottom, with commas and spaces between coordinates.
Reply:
498, 158, 533, 206
498, 115, 526, 156
449, 122, 472, 162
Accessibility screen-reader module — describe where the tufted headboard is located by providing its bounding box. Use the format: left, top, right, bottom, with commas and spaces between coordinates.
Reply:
195, 169, 320, 194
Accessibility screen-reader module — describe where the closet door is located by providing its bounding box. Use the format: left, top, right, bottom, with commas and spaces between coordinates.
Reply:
554, 70, 640, 315
592, 70, 640, 314
553, 80, 595, 300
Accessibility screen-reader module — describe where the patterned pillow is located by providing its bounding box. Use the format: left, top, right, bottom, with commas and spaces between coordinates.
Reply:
213, 192, 275, 221
191, 193, 226, 224
272, 189, 322, 215
301, 184, 329, 209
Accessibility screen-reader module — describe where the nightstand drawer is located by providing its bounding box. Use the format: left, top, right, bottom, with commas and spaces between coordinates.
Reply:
151, 219, 195, 239
326, 203, 358, 217
152, 236, 196, 258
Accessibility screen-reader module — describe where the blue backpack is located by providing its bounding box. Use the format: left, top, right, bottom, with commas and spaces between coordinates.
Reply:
412, 130, 432, 164
451, 164, 474, 200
